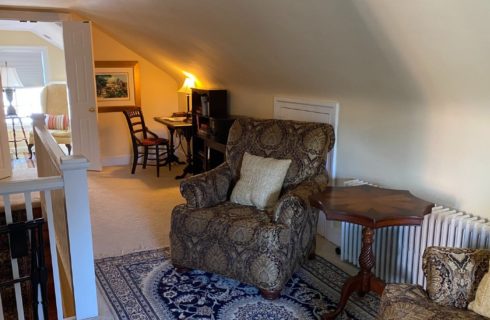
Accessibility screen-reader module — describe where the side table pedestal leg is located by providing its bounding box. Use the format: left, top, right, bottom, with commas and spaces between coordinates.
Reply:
322, 227, 384, 319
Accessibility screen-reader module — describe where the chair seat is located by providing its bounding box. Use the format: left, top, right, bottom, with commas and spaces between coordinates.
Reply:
173, 201, 271, 239
29, 129, 71, 143
49, 129, 71, 138
123, 107, 170, 177
141, 137, 167, 146
171, 201, 281, 283
379, 284, 486, 319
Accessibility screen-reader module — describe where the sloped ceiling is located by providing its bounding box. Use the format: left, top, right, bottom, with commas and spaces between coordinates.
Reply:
3, 1, 490, 216
0, 20, 64, 49
1, 0, 489, 103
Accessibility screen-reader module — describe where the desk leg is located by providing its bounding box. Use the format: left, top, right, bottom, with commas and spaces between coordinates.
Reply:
168, 127, 176, 164
175, 130, 193, 179
322, 227, 384, 320
165, 127, 185, 166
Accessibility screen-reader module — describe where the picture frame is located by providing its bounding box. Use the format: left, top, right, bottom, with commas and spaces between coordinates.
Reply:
94, 61, 140, 107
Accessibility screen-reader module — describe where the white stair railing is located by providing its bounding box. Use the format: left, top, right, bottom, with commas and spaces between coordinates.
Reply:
0, 113, 97, 319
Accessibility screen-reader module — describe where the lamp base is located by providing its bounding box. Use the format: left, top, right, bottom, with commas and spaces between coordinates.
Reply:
6, 105, 17, 116
4, 88, 17, 116
184, 94, 191, 122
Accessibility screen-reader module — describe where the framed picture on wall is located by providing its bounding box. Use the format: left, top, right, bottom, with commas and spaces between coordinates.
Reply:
94, 61, 140, 107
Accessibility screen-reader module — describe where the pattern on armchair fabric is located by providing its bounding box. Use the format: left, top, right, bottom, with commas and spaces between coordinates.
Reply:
180, 163, 233, 209
170, 117, 335, 296
423, 247, 490, 309
379, 284, 486, 319
226, 118, 335, 188
378, 247, 490, 319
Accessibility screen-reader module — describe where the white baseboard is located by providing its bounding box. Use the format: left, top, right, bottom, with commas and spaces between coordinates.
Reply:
101, 150, 183, 167
101, 155, 131, 167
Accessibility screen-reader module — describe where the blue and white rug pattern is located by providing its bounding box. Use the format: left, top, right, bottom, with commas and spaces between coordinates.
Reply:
95, 248, 379, 319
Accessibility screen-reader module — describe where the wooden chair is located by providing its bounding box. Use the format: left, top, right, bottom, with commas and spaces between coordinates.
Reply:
123, 107, 170, 177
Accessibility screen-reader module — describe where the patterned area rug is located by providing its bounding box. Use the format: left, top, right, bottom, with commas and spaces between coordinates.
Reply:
95, 248, 379, 319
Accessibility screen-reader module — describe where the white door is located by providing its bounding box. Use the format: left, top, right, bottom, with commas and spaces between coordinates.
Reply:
0, 77, 12, 180
274, 97, 342, 246
62, 21, 102, 171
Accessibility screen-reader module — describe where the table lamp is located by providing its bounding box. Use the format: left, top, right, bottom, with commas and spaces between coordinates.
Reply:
178, 77, 195, 121
1, 62, 24, 116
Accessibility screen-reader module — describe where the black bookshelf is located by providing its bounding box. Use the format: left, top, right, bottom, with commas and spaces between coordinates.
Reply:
191, 89, 234, 174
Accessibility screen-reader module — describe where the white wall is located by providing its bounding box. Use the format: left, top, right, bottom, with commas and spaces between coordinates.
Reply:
222, 1, 490, 218
0, 29, 66, 82
91, 26, 178, 165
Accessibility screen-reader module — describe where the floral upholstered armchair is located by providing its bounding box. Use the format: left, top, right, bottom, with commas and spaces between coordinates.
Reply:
170, 117, 335, 299
379, 246, 490, 319
28, 83, 71, 158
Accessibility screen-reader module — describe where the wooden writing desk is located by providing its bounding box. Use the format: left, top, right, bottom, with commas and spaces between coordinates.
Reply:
154, 117, 193, 179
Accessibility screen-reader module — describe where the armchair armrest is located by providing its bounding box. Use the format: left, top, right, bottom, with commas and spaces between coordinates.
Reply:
180, 163, 233, 209
273, 174, 328, 225
423, 246, 490, 309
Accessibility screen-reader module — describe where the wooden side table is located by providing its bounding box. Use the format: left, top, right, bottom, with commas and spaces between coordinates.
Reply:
310, 185, 433, 320
6, 115, 29, 159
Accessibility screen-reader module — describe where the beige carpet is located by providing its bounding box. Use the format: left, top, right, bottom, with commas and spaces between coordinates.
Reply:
88, 163, 359, 319
88, 164, 185, 259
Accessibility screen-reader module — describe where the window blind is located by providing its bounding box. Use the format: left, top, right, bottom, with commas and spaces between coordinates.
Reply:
0, 47, 46, 87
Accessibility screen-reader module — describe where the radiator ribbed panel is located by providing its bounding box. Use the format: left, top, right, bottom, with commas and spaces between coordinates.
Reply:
340, 181, 490, 287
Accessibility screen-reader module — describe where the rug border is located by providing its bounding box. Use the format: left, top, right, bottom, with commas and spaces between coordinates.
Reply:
95, 247, 378, 320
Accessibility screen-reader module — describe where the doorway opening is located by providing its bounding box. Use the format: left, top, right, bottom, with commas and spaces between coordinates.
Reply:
0, 13, 102, 179
0, 20, 69, 171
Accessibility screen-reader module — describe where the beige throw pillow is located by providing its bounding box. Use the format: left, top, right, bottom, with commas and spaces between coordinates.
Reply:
230, 152, 292, 210
468, 261, 490, 318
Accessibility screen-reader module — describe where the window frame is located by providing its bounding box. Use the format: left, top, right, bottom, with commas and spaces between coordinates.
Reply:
0, 45, 49, 87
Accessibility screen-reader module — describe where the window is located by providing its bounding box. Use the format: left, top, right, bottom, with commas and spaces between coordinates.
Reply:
2, 87, 43, 116
1, 46, 47, 116
0, 47, 47, 87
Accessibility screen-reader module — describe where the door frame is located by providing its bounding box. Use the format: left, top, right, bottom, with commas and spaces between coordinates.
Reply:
0, 9, 101, 170
0, 84, 12, 179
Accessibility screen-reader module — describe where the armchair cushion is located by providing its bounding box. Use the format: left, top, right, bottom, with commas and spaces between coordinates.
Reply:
170, 202, 292, 291
423, 247, 490, 309
180, 163, 232, 209
45, 114, 69, 130
28, 129, 71, 145
468, 261, 490, 318
230, 152, 292, 210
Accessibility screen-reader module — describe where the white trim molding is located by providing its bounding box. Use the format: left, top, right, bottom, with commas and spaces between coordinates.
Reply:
101, 155, 131, 167
273, 96, 339, 179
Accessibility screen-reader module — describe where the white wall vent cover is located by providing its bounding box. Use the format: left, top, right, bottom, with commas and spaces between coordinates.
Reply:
273, 96, 339, 179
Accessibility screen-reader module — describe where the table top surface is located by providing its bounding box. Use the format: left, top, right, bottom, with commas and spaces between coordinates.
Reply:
309, 185, 434, 228
154, 116, 192, 128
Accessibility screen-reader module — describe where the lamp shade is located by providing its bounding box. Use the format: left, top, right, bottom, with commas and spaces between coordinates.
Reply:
0, 66, 23, 88
177, 77, 195, 94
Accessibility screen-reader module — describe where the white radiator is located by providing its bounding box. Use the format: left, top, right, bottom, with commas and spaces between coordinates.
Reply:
340, 182, 490, 287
